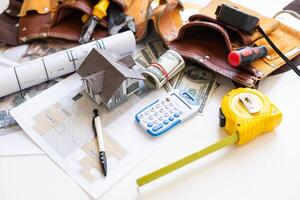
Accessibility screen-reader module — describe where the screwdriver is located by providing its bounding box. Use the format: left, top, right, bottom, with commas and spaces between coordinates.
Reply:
79, 0, 110, 44
228, 46, 267, 67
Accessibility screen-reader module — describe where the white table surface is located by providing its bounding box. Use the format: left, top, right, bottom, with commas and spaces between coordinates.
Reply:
1, 0, 299, 200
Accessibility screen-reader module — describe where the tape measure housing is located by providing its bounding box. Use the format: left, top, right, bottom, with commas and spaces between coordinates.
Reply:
220, 88, 282, 145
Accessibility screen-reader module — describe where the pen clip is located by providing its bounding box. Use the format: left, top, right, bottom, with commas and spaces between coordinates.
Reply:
92, 109, 99, 135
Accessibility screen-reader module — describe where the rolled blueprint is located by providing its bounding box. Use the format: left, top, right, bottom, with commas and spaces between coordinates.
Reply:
142, 50, 185, 89
0, 31, 136, 98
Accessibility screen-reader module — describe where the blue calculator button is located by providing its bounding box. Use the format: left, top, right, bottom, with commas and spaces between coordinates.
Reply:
169, 116, 174, 121
152, 124, 163, 131
163, 120, 169, 125
147, 122, 153, 127
174, 113, 180, 118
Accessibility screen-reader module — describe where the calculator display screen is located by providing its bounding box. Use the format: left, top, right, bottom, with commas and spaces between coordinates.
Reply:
170, 93, 192, 110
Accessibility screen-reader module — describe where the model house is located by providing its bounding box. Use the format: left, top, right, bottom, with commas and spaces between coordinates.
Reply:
77, 48, 145, 110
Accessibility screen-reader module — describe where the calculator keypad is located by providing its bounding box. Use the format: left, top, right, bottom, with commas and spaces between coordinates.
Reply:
136, 89, 199, 137
137, 98, 182, 136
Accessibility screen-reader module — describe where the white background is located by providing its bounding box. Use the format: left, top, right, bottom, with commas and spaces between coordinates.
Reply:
1, 0, 299, 200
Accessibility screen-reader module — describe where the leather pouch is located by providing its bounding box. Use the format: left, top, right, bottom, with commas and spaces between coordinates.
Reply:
155, 0, 300, 87
18, 0, 107, 42
272, 0, 300, 75
0, 0, 22, 46
18, 0, 153, 43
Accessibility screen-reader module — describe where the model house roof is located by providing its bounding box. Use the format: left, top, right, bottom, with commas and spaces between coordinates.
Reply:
77, 48, 144, 103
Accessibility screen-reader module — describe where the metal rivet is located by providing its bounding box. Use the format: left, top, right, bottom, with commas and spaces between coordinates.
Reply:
15, 23, 19, 27
266, 55, 272, 60
205, 55, 210, 59
42, 33, 47, 37
20, 37, 27, 42
199, 58, 205, 62
5, 9, 11, 14
22, 27, 27, 31
257, 72, 264, 77
270, 63, 276, 68
44, 7, 49, 12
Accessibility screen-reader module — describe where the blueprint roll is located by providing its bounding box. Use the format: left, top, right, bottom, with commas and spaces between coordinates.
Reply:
0, 31, 136, 98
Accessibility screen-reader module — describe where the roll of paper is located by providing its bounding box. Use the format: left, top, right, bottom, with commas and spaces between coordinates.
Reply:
0, 31, 136, 98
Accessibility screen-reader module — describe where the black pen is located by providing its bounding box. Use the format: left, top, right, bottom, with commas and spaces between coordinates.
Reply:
93, 109, 108, 176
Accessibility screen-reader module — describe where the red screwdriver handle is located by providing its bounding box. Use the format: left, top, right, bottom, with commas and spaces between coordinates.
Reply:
228, 46, 267, 67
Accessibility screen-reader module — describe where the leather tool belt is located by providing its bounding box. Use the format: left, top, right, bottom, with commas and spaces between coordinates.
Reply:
152, 0, 300, 87
0, 0, 299, 87
3, 0, 153, 44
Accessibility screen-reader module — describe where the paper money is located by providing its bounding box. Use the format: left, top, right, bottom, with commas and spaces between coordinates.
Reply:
142, 50, 185, 89
173, 64, 217, 115
0, 79, 60, 135
147, 39, 168, 59
139, 47, 156, 64
0, 40, 76, 64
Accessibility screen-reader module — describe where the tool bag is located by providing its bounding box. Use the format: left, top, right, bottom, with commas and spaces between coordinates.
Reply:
152, 0, 300, 87
16, 0, 153, 43
0, 0, 22, 46
271, 0, 300, 75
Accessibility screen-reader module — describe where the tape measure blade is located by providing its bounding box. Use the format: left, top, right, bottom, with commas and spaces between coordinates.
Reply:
136, 133, 238, 187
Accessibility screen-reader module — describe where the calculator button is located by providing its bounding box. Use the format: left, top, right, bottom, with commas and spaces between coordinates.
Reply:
169, 110, 174, 114
169, 103, 174, 107
154, 112, 159, 116
179, 110, 184, 114
159, 109, 164, 113
147, 122, 153, 127
158, 116, 164, 121
149, 115, 154, 120
145, 111, 150, 115
164, 113, 169, 117
173, 107, 178, 110
161, 101, 166, 105
166, 97, 170, 102
152, 124, 163, 131
164, 105, 169, 109
156, 104, 161, 108
150, 107, 155, 112
153, 120, 159, 124
174, 113, 180, 118
169, 116, 174, 121
163, 120, 169, 125
143, 119, 148, 123
139, 114, 144, 119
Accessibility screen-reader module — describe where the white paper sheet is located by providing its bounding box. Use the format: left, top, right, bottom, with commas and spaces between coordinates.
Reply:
0, 130, 43, 156
11, 73, 166, 199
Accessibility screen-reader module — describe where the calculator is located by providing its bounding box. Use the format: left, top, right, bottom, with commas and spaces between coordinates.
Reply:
135, 89, 200, 136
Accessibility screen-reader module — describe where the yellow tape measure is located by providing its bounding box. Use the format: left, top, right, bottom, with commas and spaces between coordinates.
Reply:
136, 88, 282, 187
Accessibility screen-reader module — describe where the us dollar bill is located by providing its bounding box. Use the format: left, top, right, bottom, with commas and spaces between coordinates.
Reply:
146, 39, 168, 59
142, 50, 185, 89
173, 64, 217, 115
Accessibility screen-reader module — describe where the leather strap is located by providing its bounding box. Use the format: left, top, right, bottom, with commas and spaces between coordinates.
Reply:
257, 25, 300, 77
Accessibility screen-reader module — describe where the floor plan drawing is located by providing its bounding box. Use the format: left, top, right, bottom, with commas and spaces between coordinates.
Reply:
11, 74, 161, 198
